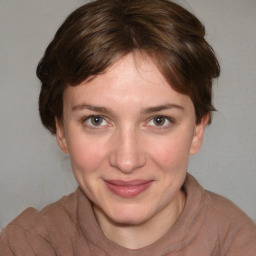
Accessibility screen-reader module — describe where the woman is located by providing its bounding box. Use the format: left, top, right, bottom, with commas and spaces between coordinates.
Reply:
1, 0, 255, 255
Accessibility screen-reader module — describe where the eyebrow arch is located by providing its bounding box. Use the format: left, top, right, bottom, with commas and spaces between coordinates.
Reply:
141, 104, 184, 114
72, 103, 184, 115
72, 104, 112, 114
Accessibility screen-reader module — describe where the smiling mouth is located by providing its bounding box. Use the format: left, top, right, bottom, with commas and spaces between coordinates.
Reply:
104, 180, 153, 198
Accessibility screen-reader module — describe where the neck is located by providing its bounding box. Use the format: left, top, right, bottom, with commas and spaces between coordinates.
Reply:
93, 191, 186, 249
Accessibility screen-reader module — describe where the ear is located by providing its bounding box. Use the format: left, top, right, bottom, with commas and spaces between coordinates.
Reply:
55, 117, 69, 154
189, 115, 209, 155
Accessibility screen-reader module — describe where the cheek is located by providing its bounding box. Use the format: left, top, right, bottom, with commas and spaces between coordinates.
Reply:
148, 132, 193, 169
67, 135, 108, 174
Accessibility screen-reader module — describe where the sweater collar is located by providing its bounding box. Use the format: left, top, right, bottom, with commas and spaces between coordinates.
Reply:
77, 174, 206, 256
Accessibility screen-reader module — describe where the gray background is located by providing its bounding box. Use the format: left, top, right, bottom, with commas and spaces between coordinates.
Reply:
0, 0, 255, 229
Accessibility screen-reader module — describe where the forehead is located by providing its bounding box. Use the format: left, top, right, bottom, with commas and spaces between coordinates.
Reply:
63, 53, 193, 111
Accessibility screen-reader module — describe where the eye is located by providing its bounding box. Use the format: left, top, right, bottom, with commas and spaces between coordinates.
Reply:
83, 116, 108, 128
148, 116, 173, 127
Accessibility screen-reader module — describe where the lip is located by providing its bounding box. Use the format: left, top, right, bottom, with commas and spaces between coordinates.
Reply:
104, 179, 153, 198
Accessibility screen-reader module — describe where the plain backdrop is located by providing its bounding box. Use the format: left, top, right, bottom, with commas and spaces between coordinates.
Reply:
0, 0, 256, 229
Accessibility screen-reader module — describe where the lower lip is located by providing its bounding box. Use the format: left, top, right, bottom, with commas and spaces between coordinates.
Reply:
104, 181, 153, 198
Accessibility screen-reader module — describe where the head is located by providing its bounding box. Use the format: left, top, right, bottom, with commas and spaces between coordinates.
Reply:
37, 0, 220, 134
37, 0, 220, 244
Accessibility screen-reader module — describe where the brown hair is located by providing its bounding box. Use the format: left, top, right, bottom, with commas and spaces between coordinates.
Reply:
37, 0, 220, 134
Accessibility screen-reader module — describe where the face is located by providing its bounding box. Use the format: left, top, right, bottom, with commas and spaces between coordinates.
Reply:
56, 54, 207, 226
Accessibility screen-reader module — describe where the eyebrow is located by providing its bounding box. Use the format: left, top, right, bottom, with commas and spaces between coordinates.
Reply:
141, 104, 184, 114
72, 104, 112, 114
72, 103, 184, 115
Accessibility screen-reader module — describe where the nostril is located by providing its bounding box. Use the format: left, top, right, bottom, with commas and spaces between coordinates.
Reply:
109, 149, 146, 174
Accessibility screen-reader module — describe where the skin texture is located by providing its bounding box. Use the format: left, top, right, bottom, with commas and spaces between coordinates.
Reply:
56, 53, 208, 249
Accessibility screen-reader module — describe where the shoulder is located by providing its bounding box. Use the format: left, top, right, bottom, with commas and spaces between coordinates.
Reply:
184, 174, 256, 255
0, 189, 80, 255
185, 174, 255, 227
204, 189, 255, 228
202, 184, 256, 255
10, 188, 79, 233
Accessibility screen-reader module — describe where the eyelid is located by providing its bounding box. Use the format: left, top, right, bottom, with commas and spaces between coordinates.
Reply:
82, 115, 111, 128
145, 115, 175, 128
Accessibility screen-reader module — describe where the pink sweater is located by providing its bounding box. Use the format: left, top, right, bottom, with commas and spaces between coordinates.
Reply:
1, 174, 255, 255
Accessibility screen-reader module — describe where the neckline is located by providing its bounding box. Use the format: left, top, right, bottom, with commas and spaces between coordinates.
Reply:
77, 174, 205, 256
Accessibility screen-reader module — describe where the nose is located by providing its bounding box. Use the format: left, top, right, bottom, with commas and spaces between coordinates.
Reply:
109, 127, 146, 174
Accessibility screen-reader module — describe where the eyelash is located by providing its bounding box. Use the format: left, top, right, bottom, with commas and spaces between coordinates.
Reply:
82, 115, 110, 128
146, 116, 174, 129
82, 115, 174, 129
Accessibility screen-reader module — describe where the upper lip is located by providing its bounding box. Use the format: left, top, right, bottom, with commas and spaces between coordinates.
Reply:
104, 180, 153, 186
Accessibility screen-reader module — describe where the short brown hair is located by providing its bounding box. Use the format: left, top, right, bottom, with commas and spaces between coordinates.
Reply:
37, 0, 220, 134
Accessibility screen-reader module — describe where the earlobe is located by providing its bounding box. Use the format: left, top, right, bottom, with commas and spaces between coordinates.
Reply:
55, 117, 69, 154
189, 115, 209, 155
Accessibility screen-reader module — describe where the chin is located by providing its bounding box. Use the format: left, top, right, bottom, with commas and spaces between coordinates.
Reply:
107, 205, 154, 226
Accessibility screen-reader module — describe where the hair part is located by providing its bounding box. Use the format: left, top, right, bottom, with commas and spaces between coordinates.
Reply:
37, 0, 220, 134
